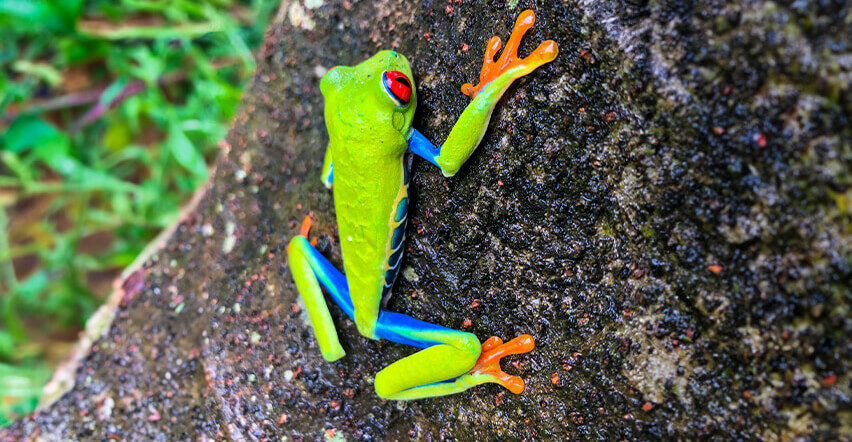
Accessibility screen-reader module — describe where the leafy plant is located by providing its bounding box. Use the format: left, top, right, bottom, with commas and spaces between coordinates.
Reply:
0, 0, 279, 426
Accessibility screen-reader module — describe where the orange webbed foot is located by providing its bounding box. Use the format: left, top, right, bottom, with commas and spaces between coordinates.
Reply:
469, 334, 535, 394
461, 10, 558, 98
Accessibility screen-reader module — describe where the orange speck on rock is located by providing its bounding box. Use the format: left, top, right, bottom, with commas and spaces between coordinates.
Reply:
713, 126, 725, 135
278, 413, 288, 424
495, 391, 505, 405
445, 5, 453, 14
642, 402, 653, 411
743, 390, 754, 399
470, 299, 482, 308
423, 32, 432, 40
822, 374, 837, 387
754, 133, 767, 148
709, 264, 723, 274
579, 48, 595, 64
551, 372, 561, 386
325, 429, 336, 439
462, 317, 472, 328
461, 43, 469, 52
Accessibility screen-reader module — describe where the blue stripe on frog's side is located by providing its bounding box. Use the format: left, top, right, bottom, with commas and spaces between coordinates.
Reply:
382, 162, 409, 298
403, 160, 410, 185
382, 221, 406, 295
322, 163, 334, 187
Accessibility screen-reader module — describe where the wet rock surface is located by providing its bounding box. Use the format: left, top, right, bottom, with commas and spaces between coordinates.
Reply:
4, 0, 849, 440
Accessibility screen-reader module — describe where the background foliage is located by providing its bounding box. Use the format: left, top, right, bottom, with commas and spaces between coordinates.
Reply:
0, 0, 278, 426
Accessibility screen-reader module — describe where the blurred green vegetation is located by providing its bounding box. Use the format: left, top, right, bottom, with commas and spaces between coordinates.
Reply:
0, 0, 279, 426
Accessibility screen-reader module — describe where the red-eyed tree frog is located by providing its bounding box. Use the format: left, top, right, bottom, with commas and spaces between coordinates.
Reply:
287, 10, 558, 400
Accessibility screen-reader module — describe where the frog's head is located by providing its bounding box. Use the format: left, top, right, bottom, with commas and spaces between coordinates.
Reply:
320, 50, 416, 148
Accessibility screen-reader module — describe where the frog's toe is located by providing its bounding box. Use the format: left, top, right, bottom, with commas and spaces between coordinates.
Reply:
299, 215, 318, 246
288, 215, 317, 253
298, 215, 313, 238
480, 335, 504, 352
462, 10, 558, 98
468, 334, 535, 394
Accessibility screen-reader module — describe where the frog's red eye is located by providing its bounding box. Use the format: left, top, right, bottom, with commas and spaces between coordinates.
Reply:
382, 70, 412, 107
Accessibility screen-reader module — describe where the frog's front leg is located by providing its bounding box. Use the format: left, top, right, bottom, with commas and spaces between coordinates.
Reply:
408, 9, 558, 176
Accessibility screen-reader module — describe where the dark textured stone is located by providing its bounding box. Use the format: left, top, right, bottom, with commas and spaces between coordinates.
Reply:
4, 0, 849, 440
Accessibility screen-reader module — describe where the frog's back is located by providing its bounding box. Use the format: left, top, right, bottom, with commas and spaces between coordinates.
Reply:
333, 144, 409, 338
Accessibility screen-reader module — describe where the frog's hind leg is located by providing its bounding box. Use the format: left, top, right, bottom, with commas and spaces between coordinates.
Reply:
373, 311, 534, 400
288, 217, 535, 399
287, 216, 355, 361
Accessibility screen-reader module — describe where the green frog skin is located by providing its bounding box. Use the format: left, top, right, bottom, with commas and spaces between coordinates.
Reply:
287, 10, 557, 400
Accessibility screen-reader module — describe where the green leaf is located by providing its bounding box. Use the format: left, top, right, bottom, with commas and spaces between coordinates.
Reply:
28, 134, 139, 193
58, 38, 109, 65
31, 133, 72, 169
167, 126, 208, 182
126, 46, 164, 84
0, 0, 53, 21
0, 0, 74, 33
1, 297, 26, 342
0, 151, 34, 184
1, 116, 59, 153
0, 331, 13, 359
11, 60, 62, 87
13, 271, 49, 304
49, 0, 84, 28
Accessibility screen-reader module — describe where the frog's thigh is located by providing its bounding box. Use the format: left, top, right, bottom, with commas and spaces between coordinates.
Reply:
373, 315, 481, 399
287, 235, 349, 361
